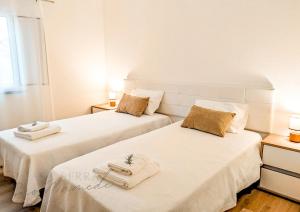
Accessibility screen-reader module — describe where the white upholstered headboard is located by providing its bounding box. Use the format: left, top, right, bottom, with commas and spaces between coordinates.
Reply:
124, 79, 274, 133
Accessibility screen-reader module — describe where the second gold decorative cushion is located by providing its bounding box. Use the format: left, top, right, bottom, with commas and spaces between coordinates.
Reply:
116, 94, 150, 117
181, 105, 236, 137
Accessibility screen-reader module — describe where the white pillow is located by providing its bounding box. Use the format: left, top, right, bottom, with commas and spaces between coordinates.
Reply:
131, 89, 164, 115
194, 99, 249, 133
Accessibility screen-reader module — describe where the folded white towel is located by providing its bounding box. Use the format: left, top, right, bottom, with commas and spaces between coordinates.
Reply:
14, 125, 61, 141
17, 121, 49, 132
108, 154, 150, 176
93, 161, 160, 189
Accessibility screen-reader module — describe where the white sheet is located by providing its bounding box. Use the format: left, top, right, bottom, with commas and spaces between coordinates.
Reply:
41, 122, 262, 212
0, 111, 171, 207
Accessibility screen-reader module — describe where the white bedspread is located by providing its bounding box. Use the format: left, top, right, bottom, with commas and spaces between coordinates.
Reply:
41, 122, 262, 212
0, 111, 171, 207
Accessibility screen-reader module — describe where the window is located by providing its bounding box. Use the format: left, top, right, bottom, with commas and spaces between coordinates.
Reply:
0, 16, 19, 89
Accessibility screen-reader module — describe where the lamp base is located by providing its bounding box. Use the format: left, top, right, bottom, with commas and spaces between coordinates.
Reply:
289, 132, 300, 143
109, 100, 116, 107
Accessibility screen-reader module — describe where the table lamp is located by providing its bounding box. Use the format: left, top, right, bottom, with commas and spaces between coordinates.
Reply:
289, 115, 300, 143
108, 91, 117, 107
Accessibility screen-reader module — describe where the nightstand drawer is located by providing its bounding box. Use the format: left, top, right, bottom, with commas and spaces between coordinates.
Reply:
263, 145, 300, 174
260, 168, 300, 202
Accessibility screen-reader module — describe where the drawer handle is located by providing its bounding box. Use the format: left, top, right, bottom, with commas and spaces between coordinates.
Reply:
262, 165, 300, 179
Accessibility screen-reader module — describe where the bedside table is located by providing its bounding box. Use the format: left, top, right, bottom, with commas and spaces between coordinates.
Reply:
259, 134, 300, 202
91, 103, 117, 114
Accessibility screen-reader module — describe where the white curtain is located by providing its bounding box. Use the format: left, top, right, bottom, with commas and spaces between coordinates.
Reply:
0, 0, 53, 130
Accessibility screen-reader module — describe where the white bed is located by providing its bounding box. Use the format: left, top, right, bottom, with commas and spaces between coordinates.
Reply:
41, 121, 262, 212
0, 110, 171, 207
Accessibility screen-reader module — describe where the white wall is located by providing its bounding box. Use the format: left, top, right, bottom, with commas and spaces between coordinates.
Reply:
41, 0, 107, 120
104, 0, 300, 135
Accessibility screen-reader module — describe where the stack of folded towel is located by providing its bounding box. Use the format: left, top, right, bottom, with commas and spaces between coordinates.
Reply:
93, 154, 160, 189
14, 121, 61, 141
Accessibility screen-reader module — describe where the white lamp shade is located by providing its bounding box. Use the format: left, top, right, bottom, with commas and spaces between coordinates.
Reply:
109, 91, 117, 100
109, 79, 124, 92
289, 115, 300, 131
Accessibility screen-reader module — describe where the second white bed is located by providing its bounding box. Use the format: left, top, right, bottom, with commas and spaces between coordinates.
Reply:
0, 110, 171, 206
41, 121, 262, 212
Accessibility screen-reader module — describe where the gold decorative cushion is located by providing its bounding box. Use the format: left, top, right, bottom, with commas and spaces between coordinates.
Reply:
116, 94, 150, 117
181, 105, 236, 137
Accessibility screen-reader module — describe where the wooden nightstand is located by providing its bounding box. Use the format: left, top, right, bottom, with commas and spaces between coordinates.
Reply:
259, 134, 300, 202
91, 103, 117, 114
